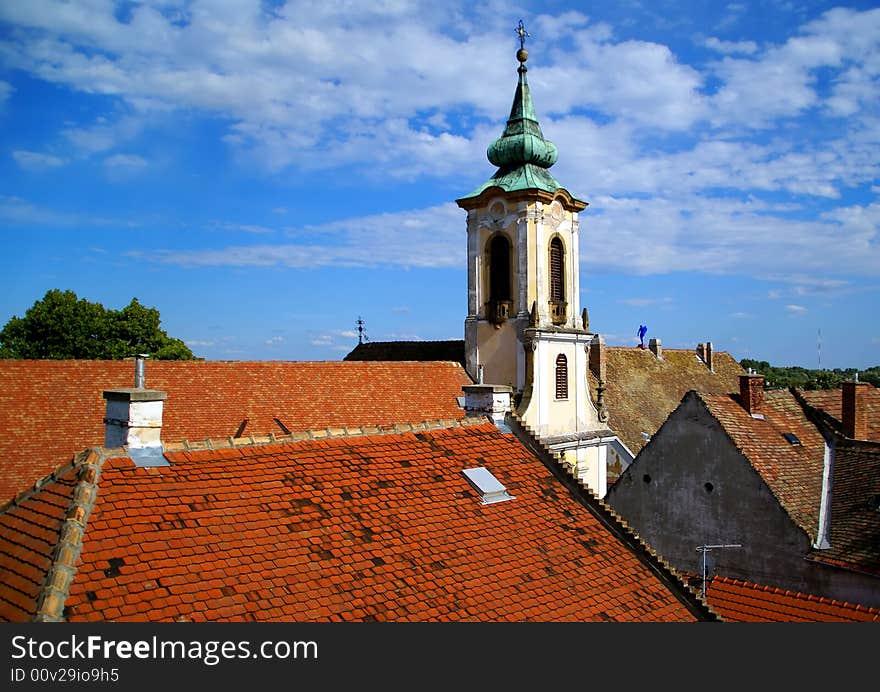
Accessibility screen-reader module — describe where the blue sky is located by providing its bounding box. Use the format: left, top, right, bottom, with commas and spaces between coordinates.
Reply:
1, 1, 878, 369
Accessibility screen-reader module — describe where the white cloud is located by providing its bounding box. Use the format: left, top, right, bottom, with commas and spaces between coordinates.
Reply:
215, 222, 274, 234
707, 7, 880, 129
704, 37, 758, 55
185, 339, 215, 347
391, 306, 410, 313
308, 329, 361, 350
618, 297, 673, 307
144, 203, 463, 269
265, 335, 284, 346
729, 312, 753, 319
2, 2, 879, 296
63, 116, 144, 155
0, 1, 709, 179
104, 153, 147, 169
785, 304, 808, 314
0, 80, 12, 104
580, 196, 880, 279
12, 150, 67, 169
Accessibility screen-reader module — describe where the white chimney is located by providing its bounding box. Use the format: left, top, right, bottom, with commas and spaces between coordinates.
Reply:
462, 384, 513, 427
103, 358, 168, 467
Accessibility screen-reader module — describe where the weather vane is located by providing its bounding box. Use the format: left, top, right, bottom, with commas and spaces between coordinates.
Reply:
356, 316, 369, 345
516, 19, 530, 50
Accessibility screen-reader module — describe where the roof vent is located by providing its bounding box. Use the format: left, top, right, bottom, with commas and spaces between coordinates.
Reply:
134, 353, 148, 388
462, 467, 514, 504
782, 432, 801, 446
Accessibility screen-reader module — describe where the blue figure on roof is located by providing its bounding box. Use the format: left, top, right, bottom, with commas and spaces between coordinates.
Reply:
638, 324, 648, 349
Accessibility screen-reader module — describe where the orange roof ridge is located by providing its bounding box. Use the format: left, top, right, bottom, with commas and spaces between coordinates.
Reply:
507, 411, 721, 621
33, 448, 107, 622
161, 417, 487, 455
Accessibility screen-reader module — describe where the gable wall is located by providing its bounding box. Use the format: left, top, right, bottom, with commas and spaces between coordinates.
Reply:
607, 393, 814, 587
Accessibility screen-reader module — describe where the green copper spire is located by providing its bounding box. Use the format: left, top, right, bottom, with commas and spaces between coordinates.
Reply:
486, 54, 558, 170
458, 25, 583, 205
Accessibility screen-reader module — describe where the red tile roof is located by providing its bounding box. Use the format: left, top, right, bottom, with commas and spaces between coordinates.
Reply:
0, 360, 471, 503
1, 422, 710, 622
801, 386, 880, 442
0, 466, 77, 622
590, 347, 744, 455
699, 390, 827, 540
706, 576, 880, 622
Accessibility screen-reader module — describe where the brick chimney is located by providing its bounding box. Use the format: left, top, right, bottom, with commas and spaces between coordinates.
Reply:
739, 373, 765, 417
842, 379, 870, 440
648, 338, 662, 360
462, 384, 513, 427
103, 356, 168, 467
589, 334, 606, 382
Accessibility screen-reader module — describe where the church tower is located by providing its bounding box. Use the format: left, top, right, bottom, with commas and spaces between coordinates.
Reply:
456, 27, 614, 494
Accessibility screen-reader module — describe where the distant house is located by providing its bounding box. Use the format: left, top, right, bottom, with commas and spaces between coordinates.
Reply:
606, 374, 880, 608
0, 379, 714, 622
0, 358, 471, 503
586, 339, 744, 481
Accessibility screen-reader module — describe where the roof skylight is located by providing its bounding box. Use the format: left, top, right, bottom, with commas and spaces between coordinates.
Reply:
462, 467, 514, 504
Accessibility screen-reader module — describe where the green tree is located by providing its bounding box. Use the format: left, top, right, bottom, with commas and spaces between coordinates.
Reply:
0, 290, 196, 360
740, 358, 877, 390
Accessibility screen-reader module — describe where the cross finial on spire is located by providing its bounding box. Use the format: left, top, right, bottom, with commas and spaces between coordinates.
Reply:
516, 20, 529, 49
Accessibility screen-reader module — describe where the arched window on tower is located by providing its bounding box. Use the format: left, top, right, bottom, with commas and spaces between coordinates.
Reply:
555, 353, 568, 399
487, 234, 512, 324
549, 237, 566, 324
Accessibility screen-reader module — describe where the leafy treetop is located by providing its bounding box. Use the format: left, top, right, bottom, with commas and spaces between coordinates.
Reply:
740, 358, 880, 390
0, 289, 196, 360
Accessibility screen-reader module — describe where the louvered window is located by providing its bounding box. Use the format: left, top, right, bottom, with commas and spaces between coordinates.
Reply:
549, 237, 564, 302
489, 235, 511, 301
555, 354, 568, 399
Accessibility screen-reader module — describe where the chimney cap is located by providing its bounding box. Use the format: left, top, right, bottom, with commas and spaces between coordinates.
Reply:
103, 388, 168, 402
462, 384, 514, 394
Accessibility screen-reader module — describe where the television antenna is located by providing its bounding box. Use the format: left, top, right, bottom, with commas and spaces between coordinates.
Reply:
695, 543, 742, 599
